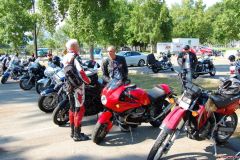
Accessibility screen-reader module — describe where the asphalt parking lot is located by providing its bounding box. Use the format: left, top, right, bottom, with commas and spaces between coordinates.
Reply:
0, 56, 240, 160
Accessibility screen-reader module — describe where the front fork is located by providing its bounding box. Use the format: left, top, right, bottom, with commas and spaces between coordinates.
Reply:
163, 119, 185, 153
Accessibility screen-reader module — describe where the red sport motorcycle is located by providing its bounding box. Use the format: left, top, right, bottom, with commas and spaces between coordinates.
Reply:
148, 78, 240, 160
92, 79, 176, 144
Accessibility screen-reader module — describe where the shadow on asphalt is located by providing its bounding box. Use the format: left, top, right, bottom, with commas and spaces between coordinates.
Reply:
0, 81, 37, 105
163, 152, 214, 160
46, 154, 146, 160
99, 126, 183, 147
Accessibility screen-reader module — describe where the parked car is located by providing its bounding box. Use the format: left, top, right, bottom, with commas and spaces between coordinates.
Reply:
117, 51, 147, 67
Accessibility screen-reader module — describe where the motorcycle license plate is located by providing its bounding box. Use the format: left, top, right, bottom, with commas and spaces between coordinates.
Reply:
179, 96, 191, 110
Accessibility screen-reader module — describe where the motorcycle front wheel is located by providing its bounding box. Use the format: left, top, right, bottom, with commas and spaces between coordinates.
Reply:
52, 99, 69, 126
36, 83, 47, 94
38, 95, 57, 113
209, 66, 216, 76
1, 76, 8, 84
147, 130, 172, 160
19, 78, 34, 90
92, 122, 109, 144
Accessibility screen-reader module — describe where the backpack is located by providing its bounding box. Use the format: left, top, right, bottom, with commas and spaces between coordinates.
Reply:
64, 54, 83, 90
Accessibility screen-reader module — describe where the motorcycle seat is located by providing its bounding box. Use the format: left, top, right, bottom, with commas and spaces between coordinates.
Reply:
210, 94, 235, 108
147, 87, 166, 102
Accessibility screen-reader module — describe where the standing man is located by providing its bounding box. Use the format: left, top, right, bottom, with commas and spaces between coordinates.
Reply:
177, 45, 197, 82
63, 39, 91, 141
102, 46, 128, 83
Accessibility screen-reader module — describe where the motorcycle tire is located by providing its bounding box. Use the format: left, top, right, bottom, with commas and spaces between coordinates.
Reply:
92, 122, 109, 144
38, 95, 57, 113
1, 76, 8, 84
36, 83, 46, 94
150, 100, 170, 127
152, 67, 159, 73
52, 99, 69, 126
215, 113, 238, 145
19, 79, 34, 90
147, 130, 170, 160
209, 66, 216, 76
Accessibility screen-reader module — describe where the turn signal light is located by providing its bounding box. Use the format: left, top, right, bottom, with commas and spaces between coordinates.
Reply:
192, 111, 199, 117
168, 98, 175, 104
116, 104, 120, 108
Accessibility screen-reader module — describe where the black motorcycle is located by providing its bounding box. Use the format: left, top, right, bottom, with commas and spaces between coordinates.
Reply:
147, 53, 174, 73
52, 75, 104, 126
193, 55, 216, 78
19, 61, 46, 90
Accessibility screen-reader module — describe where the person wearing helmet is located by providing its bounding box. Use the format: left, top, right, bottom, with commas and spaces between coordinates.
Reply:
177, 45, 198, 82
52, 56, 62, 68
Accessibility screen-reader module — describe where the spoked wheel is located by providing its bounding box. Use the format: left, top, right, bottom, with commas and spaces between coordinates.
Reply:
92, 122, 109, 144
148, 130, 174, 160
52, 100, 69, 126
215, 113, 238, 144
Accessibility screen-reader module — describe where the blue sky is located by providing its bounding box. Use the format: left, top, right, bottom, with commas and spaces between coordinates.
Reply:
166, 0, 222, 8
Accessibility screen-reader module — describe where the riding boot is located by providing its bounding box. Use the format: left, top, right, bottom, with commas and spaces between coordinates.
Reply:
73, 126, 90, 141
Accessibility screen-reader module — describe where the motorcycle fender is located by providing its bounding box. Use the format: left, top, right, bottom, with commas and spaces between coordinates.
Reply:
160, 107, 186, 133
37, 78, 49, 86
40, 88, 55, 96
97, 111, 113, 131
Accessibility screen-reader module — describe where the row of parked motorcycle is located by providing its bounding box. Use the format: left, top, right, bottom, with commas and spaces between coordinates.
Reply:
1, 55, 240, 159
147, 53, 216, 79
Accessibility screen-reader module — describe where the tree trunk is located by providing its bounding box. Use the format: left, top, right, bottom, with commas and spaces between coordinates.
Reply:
89, 43, 94, 60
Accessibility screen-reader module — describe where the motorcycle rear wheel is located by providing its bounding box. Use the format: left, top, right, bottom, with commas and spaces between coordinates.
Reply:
215, 113, 238, 145
152, 67, 159, 73
92, 122, 109, 144
150, 100, 170, 127
52, 100, 69, 126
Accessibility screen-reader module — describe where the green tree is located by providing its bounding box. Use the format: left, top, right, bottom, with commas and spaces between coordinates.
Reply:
128, 0, 172, 52
0, 0, 34, 53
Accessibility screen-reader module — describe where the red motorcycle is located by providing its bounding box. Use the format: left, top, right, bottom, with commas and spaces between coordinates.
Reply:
148, 78, 240, 160
92, 79, 176, 144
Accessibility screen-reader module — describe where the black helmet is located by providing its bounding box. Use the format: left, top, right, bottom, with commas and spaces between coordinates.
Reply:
52, 56, 61, 67
228, 55, 236, 62
219, 78, 240, 95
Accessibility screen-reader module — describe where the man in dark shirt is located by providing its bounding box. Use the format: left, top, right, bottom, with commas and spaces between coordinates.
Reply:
102, 46, 128, 83
177, 45, 197, 82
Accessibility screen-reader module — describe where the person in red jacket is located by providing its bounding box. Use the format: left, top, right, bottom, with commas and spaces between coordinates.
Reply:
63, 39, 91, 141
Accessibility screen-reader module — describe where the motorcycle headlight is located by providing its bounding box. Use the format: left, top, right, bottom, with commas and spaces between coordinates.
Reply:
101, 95, 107, 105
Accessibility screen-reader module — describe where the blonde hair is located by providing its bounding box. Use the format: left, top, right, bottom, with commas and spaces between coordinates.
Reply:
65, 39, 79, 51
